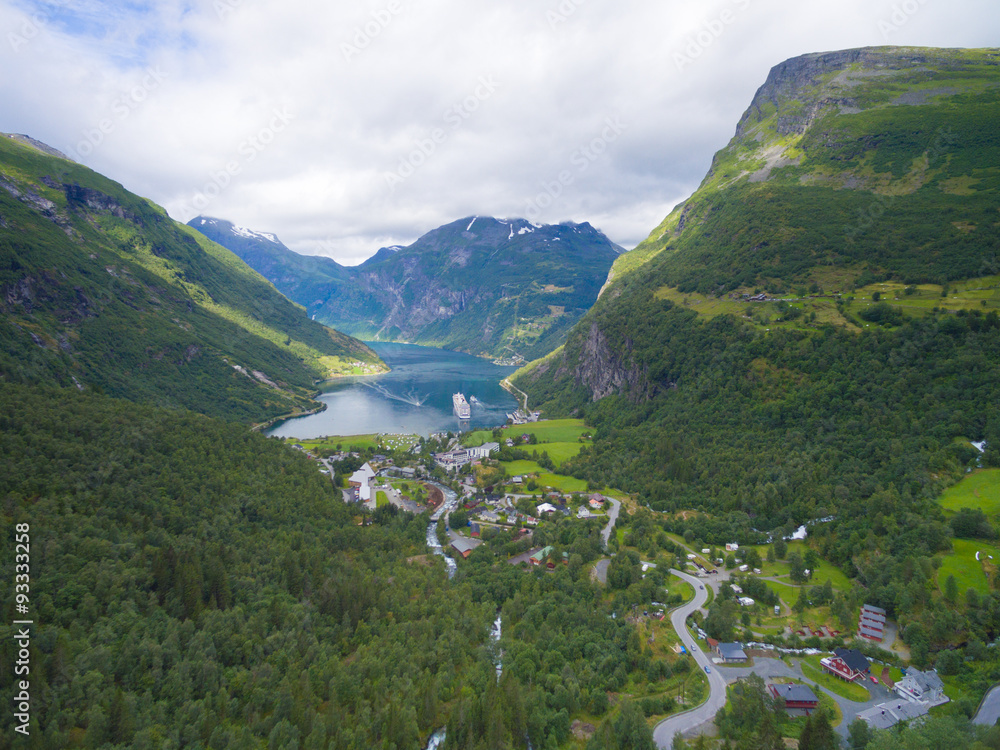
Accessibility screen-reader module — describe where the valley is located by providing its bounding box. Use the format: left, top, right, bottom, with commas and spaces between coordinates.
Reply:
4, 39, 1000, 750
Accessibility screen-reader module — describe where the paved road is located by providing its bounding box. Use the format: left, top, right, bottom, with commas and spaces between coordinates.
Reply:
973, 684, 1000, 726
652, 570, 882, 747
601, 496, 621, 549
721, 658, 887, 736
653, 570, 728, 748
592, 558, 610, 584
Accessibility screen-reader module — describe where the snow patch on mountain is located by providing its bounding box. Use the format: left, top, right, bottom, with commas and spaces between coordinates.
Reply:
232, 225, 278, 244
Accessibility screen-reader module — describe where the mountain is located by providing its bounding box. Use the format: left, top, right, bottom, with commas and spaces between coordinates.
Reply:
611, 46, 1000, 298
514, 46, 1000, 524
0, 133, 384, 422
190, 215, 624, 361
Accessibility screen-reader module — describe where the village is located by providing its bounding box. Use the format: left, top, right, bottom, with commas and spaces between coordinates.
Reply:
286, 420, 968, 741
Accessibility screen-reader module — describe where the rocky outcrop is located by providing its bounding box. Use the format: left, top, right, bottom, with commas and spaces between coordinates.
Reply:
573, 323, 655, 402
63, 184, 136, 221
735, 47, 979, 138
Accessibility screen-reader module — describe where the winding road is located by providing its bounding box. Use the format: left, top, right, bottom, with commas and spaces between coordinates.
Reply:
652, 570, 729, 747
651, 569, 888, 747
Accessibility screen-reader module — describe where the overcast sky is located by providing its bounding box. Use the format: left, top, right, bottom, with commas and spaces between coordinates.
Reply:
1, 0, 997, 264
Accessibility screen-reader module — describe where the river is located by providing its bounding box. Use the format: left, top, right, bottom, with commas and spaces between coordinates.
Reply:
267, 342, 519, 438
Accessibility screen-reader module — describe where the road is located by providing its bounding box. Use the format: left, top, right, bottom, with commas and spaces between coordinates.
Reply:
651, 570, 884, 747
973, 684, 1000, 726
652, 570, 728, 748
601, 496, 621, 549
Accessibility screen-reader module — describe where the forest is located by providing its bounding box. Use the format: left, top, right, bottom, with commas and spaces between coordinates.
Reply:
0, 383, 690, 749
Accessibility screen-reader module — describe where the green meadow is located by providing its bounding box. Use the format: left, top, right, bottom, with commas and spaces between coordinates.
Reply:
937, 538, 1000, 596
463, 418, 591, 447
938, 469, 1000, 516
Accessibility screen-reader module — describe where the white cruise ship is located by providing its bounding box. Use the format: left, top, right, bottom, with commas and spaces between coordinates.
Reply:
453, 393, 471, 419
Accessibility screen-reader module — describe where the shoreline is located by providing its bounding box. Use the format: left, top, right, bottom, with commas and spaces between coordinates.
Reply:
251, 400, 328, 433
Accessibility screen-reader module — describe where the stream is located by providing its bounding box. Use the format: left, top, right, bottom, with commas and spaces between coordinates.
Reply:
425, 481, 459, 579
423, 484, 505, 749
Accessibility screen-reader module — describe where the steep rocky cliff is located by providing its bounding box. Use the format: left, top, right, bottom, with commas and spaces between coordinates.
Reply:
515, 45, 1000, 409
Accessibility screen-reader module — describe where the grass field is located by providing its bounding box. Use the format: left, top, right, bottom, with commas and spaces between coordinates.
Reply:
937, 537, 1000, 595
652, 272, 1000, 335
535, 472, 589, 492
463, 418, 591, 447
376, 490, 389, 508
799, 656, 871, 702
292, 433, 420, 452
531, 441, 585, 466
938, 470, 1000, 516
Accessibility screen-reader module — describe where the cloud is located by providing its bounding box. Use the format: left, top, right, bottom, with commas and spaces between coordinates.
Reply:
1, 0, 998, 264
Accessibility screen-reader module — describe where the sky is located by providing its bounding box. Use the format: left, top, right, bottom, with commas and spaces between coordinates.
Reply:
1, 0, 998, 265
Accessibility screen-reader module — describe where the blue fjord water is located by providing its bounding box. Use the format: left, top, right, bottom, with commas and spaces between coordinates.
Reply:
266, 342, 520, 439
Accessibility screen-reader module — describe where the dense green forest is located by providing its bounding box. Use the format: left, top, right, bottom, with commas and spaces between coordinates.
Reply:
0, 384, 686, 748
0, 135, 382, 423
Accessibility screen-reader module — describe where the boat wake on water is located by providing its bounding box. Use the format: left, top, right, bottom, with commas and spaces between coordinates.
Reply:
361, 381, 428, 406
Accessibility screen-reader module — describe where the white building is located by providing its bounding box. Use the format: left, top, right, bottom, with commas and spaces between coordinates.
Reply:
348, 463, 376, 502
894, 669, 948, 706
468, 442, 500, 459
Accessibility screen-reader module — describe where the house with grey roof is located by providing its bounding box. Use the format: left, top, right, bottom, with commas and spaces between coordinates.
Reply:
768, 683, 819, 711
858, 700, 928, 730
715, 642, 748, 663
894, 668, 948, 706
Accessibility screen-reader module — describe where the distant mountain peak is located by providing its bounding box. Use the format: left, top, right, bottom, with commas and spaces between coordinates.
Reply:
192, 213, 623, 360
3, 132, 73, 162
193, 215, 281, 245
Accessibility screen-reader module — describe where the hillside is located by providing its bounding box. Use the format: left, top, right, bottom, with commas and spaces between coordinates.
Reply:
0, 134, 384, 422
191, 215, 623, 362
515, 46, 1000, 540
612, 46, 1000, 299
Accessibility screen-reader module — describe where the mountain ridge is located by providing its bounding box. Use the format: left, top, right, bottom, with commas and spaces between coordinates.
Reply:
0, 134, 384, 422
191, 214, 624, 361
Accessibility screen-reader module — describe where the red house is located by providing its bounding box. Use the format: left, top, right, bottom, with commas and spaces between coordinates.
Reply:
769, 683, 819, 711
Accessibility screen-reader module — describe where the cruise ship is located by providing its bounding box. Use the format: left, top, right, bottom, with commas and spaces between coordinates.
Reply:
453, 393, 471, 419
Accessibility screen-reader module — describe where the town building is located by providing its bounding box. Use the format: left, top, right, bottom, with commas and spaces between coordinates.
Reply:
821, 648, 869, 681
530, 546, 554, 566
894, 669, 948, 706
434, 449, 470, 469
859, 603, 887, 642
468, 442, 500, 459
450, 537, 478, 558
768, 683, 819, 712
858, 700, 929, 730
348, 462, 376, 502
715, 642, 749, 663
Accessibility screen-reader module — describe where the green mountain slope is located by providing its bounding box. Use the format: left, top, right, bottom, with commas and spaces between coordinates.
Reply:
191, 215, 623, 362
0, 134, 384, 421
515, 46, 1000, 523
615, 46, 1000, 298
